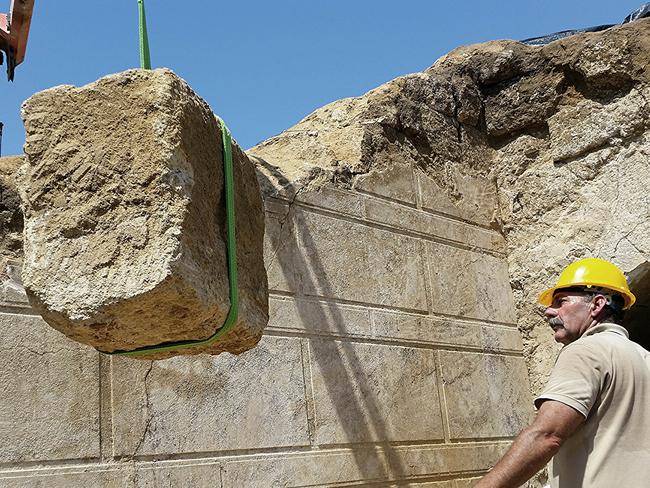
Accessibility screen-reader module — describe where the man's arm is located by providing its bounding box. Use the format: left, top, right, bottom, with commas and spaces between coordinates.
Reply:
474, 400, 584, 488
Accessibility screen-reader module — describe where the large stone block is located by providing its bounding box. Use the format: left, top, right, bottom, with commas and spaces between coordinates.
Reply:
354, 162, 417, 204
0, 313, 100, 463
295, 209, 428, 311
110, 335, 310, 456
18, 69, 268, 359
417, 167, 498, 228
427, 242, 516, 323
263, 200, 298, 294
308, 339, 445, 444
438, 351, 532, 439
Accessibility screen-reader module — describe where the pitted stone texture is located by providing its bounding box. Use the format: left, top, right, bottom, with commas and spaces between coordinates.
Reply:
110, 335, 309, 456
18, 69, 267, 358
0, 313, 99, 463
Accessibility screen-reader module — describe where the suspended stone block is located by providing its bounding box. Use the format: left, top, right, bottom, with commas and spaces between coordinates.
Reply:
18, 69, 268, 359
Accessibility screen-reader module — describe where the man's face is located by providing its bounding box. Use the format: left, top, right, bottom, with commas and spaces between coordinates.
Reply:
544, 291, 594, 345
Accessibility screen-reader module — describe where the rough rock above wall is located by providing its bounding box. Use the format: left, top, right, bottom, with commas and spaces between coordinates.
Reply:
0, 156, 24, 260
17, 69, 268, 359
250, 19, 650, 394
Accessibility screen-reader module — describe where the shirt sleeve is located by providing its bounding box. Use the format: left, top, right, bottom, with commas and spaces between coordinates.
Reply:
534, 340, 608, 418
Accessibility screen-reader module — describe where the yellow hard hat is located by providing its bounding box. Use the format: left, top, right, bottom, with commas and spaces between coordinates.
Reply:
539, 258, 636, 310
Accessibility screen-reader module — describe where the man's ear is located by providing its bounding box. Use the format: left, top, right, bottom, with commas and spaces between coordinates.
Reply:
590, 295, 608, 318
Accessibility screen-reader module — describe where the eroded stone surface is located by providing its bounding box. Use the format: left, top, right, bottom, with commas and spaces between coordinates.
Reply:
18, 69, 268, 359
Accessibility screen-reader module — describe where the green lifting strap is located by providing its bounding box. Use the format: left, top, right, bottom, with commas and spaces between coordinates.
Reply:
138, 0, 152, 69
104, 118, 239, 357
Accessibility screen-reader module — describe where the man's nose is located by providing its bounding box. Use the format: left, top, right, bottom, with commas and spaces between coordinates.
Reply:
544, 307, 556, 318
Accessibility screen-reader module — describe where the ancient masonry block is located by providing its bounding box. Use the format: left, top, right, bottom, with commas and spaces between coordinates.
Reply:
17, 69, 268, 359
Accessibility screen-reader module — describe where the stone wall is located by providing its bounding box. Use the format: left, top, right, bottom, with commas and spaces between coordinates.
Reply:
0, 151, 531, 485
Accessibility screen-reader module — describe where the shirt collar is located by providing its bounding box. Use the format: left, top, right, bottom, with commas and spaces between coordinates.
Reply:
582, 322, 629, 339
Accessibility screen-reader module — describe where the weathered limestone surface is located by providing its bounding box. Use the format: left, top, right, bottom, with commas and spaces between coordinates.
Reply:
308, 340, 445, 444
17, 69, 268, 359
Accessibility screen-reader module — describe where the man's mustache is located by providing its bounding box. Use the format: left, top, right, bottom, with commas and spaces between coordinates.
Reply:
548, 317, 564, 327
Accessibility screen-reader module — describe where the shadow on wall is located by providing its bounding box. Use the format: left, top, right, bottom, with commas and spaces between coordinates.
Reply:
257, 158, 409, 481
624, 261, 650, 350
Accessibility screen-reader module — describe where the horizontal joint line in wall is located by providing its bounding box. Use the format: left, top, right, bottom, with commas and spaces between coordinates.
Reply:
0, 457, 103, 473
426, 310, 518, 328
299, 293, 429, 315
0, 447, 505, 476
120, 442, 386, 463
358, 188, 499, 232
113, 439, 513, 464
312, 439, 448, 450
0, 304, 38, 316
271, 292, 518, 328
353, 188, 419, 209
449, 435, 516, 443
263, 328, 524, 357
293, 202, 505, 257
268, 289, 299, 298
270, 188, 499, 234
330, 469, 491, 487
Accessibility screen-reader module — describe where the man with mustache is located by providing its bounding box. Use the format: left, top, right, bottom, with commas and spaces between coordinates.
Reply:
475, 258, 650, 488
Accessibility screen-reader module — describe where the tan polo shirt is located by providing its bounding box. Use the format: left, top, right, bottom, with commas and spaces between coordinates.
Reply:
535, 323, 650, 488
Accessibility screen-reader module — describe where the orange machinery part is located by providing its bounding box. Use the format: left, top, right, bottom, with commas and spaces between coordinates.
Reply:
0, 0, 35, 80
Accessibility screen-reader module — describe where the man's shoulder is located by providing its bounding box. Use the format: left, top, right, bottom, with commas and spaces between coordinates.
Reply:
563, 327, 650, 369
566, 324, 630, 353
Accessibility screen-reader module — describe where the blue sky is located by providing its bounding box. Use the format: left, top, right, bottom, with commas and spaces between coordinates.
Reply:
0, 1, 646, 155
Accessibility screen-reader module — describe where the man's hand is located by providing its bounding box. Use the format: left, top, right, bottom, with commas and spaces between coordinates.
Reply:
474, 400, 584, 488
